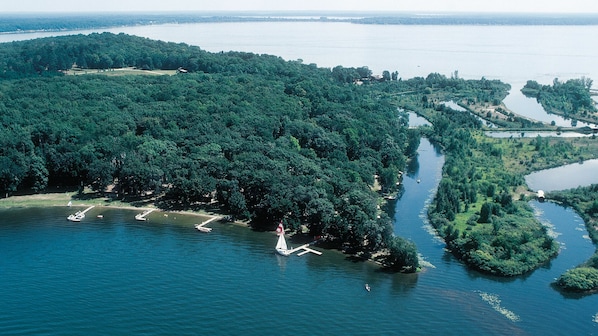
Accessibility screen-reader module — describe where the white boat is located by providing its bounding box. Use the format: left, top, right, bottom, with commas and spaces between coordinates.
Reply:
67, 211, 84, 222
365, 283, 371, 292
274, 222, 322, 257
66, 206, 94, 222
275, 222, 292, 256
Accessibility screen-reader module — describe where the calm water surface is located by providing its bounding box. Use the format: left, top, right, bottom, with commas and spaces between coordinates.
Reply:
2, 139, 597, 335
525, 159, 598, 192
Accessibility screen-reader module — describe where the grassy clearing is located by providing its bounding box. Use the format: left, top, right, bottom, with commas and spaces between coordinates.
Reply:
64, 67, 178, 76
0, 192, 76, 208
0, 192, 138, 210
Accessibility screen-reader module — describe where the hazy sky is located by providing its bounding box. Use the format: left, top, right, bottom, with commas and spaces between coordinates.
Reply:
3, 0, 598, 14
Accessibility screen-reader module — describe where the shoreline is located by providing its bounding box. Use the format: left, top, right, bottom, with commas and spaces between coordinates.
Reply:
0, 191, 249, 227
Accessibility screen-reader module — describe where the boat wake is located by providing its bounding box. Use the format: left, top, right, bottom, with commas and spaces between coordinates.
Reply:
476, 291, 521, 322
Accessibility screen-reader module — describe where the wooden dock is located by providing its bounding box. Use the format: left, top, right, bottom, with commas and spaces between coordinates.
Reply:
289, 244, 322, 256
194, 216, 220, 233
67, 206, 95, 222
135, 208, 156, 221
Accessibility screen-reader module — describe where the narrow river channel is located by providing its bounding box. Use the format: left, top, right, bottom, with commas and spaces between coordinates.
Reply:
393, 137, 598, 334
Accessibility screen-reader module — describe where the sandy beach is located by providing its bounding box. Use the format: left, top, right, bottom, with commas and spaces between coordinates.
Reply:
0, 191, 248, 227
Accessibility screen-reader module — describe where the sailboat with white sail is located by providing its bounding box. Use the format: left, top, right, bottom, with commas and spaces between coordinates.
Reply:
275, 221, 322, 257
275, 222, 292, 256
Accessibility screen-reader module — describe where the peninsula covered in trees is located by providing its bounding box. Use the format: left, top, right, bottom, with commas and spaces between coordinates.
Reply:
522, 77, 598, 125
0, 33, 418, 271
1, 33, 596, 283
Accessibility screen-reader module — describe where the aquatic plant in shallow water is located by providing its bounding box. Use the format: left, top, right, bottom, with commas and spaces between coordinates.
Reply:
476, 291, 521, 322
531, 203, 561, 240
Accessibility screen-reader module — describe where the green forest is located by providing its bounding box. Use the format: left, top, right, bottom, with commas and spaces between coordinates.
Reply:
384, 73, 598, 278
399, 82, 562, 277
0, 33, 420, 271
1, 32, 597, 283
522, 77, 598, 125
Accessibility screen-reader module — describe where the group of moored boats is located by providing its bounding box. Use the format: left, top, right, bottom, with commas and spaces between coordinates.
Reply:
67, 205, 154, 222
67, 204, 323, 258
67, 211, 85, 222
67, 204, 218, 234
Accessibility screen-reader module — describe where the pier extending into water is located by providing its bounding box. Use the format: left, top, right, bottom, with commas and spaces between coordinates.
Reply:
195, 216, 220, 233
290, 244, 322, 256
67, 206, 95, 222
135, 208, 156, 221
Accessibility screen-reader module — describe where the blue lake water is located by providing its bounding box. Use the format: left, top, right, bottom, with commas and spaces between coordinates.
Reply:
2, 139, 597, 335
1, 20, 598, 334
525, 159, 598, 192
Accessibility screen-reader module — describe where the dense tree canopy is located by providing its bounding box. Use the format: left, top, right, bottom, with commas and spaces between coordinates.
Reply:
393, 76, 562, 276
0, 33, 419, 270
522, 77, 597, 124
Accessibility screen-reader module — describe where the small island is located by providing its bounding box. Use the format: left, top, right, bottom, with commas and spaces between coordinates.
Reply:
522, 78, 598, 126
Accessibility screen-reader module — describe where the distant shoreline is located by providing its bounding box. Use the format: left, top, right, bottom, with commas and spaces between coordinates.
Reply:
2, 12, 598, 34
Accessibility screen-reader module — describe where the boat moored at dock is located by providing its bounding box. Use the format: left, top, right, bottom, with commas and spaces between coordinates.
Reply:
67, 206, 95, 222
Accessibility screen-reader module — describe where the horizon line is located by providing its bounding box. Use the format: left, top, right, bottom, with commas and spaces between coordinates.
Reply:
2, 10, 598, 16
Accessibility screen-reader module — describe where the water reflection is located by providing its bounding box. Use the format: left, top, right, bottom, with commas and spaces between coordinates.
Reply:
485, 131, 593, 138
406, 151, 420, 178
406, 111, 431, 128
504, 89, 597, 128
388, 272, 419, 294
525, 159, 598, 192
